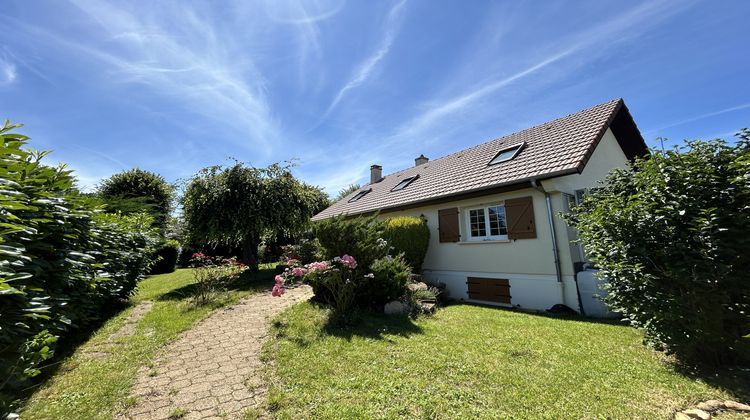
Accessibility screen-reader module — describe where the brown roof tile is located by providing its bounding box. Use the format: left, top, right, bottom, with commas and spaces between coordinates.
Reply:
313, 98, 645, 220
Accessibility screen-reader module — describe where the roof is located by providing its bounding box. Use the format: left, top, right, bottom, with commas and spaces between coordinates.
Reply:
313, 98, 647, 221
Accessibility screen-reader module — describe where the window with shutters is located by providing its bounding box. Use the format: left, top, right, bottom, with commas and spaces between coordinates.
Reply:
466, 204, 508, 241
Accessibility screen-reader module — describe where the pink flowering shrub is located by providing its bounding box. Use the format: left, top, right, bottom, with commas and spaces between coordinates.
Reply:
274, 252, 411, 320
274, 255, 360, 318
189, 253, 248, 304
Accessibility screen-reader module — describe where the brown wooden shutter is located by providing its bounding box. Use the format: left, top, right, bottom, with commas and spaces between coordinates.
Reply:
438, 208, 460, 242
466, 277, 511, 303
506, 196, 536, 239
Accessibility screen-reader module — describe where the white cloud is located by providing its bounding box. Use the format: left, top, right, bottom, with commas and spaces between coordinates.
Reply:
647, 102, 750, 134
322, 0, 407, 117
0, 57, 17, 85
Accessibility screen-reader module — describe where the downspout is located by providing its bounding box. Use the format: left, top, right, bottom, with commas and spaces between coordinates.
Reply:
530, 179, 563, 288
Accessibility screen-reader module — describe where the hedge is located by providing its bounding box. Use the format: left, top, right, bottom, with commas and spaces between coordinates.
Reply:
150, 239, 181, 274
0, 121, 157, 413
382, 216, 430, 272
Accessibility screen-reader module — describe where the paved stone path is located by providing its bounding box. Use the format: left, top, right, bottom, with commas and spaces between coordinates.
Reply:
118, 286, 312, 420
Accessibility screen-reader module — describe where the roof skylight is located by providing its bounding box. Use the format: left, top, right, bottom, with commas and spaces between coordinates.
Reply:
489, 142, 525, 165
390, 175, 419, 192
348, 188, 372, 202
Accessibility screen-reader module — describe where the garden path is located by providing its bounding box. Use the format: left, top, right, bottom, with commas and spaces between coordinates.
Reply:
117, 285, 312, 420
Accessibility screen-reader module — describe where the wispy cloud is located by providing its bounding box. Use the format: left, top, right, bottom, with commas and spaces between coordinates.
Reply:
647, 102, 750, 133
393, 0, 688, 143
0, 56, 17, 85
322, 0, 407, 117
9, 1, 280, 155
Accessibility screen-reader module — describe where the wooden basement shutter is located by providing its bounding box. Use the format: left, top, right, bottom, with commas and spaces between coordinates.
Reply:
466, 277, 511, 304
506, 196, 536, 239
438, 208, 460, 242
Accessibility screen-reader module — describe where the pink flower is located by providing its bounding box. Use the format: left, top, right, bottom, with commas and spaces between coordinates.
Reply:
340, 254, 357, 269
287, 258, 299, 266
291, 267, 307, 277
272, 283, 286, 297
274, 274, 285, 284
305, 261, 329, 272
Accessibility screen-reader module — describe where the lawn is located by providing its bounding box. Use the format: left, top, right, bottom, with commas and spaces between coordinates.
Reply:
264, 302, 750, 419
18, 266, 275, 420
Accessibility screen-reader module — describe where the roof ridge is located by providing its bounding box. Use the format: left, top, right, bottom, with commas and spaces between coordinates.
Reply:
365, 98, 622, 185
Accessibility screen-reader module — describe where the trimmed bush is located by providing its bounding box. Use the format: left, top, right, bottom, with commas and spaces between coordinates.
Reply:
363, 255, 412, 306
565, 133, 750, 366
313, 215, 387, 271
0, 122, 157, 413
382, 216, 430, 272
150, 239, 181, 274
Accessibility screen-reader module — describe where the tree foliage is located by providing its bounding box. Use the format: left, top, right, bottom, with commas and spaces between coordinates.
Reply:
335, 183, 360, 201
0, 121, 157, 412
566, 131, 750, 365
181, 162, 328, 264
97, 168, 174, 230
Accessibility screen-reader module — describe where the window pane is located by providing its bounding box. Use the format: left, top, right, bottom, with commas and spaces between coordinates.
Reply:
489, 145, 521, 165
488, 205, 507, 236
469, 209, 486, 237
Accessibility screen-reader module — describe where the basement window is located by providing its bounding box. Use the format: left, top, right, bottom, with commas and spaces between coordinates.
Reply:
489, 142, 525, 165
391, 175, 419, 192
348, 188, 371, 203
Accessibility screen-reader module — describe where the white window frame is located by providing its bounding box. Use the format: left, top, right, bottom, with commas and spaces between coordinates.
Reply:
464, 203, 508, 241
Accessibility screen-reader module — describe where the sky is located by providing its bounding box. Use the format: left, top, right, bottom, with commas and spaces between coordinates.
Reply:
2, 0, 749, 196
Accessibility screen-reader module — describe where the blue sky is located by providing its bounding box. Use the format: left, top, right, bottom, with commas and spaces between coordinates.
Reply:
2, 0, 749, 195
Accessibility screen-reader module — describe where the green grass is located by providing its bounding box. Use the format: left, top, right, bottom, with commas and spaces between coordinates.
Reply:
265, 302, 750, 419
19, 266, 276, 420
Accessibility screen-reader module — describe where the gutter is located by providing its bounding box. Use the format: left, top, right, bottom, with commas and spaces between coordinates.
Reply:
530, 179, 563, 285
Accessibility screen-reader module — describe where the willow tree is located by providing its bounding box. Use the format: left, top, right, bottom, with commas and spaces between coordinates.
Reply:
181, 162, 328, 264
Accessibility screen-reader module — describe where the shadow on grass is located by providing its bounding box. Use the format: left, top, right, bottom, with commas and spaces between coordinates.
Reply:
157, 266, 278, 302
453, 300, 626, 327
321, 305, 424, 342
17, 298, 131, 401
672, 337, 750, 403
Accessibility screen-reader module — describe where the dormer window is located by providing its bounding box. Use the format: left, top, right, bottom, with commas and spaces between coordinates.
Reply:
489, 142, 525, 165
348, 188, 371, 202
391, 175, 419, 192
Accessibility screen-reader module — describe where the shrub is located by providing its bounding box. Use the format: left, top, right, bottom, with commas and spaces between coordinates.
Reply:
313, 215, 388, 270
289, 257, 359, 320
189, 253, 247, 304
565, 133, 750, 366
150, 239, 181, 274
281, 238, 323, 264
382, 216, 430, 272
97, 168, 174, 231
362, 255, 411, 306
0, 121, 157, 413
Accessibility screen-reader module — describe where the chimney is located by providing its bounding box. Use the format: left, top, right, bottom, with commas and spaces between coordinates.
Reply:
370, 164, 382, 184
415, 154, 429, 166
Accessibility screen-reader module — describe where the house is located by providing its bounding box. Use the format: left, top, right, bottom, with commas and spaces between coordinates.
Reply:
312, 99, 648, 312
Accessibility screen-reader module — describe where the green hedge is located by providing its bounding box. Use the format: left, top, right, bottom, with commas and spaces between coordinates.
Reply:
0, 122, 157, 413
150, 239, 181, 274
382, 216, 430, 272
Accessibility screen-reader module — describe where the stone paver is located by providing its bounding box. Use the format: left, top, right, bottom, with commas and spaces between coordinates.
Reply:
118, 286, 312, 420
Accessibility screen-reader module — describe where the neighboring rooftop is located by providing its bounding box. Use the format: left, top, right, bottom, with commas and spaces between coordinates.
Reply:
313, 98, 647, 221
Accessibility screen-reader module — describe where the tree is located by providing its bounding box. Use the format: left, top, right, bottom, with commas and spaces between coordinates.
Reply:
335, 183, 360, 201
565, 130, 750, 366
96, 168, 174, 230
181, 162, 327, 264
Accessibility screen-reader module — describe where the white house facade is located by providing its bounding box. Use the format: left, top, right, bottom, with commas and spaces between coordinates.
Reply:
313, 99, 648, 312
